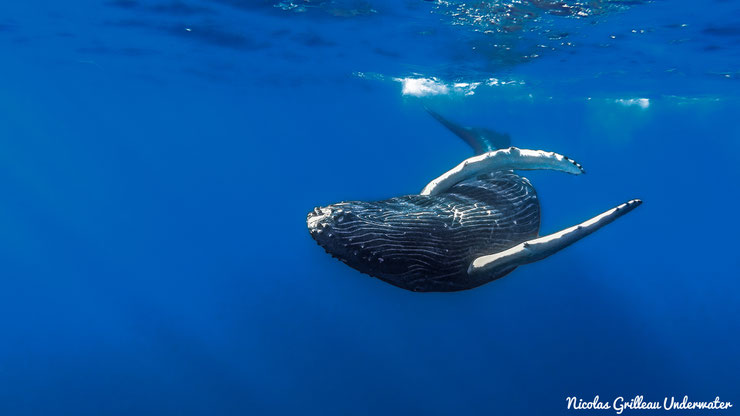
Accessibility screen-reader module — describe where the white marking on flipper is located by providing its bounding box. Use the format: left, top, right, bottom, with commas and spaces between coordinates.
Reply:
467, 199, 642, 277
420, 147, 584, 196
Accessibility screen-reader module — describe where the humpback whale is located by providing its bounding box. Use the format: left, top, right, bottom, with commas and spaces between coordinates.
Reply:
307, 112, 641, 292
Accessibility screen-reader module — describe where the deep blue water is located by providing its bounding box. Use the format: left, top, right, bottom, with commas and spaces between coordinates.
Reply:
1, 1, 739, 415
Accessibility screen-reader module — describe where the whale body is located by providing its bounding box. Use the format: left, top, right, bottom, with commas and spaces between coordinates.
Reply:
308, 171, 539, 291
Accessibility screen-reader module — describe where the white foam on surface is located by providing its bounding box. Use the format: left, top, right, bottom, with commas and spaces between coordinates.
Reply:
615, 98, 650, 109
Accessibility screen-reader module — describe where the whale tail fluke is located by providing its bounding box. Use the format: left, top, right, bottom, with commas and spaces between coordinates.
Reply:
425, 106, 511, 154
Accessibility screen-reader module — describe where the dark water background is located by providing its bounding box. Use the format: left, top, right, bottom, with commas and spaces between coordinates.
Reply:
1, 1, 739, 415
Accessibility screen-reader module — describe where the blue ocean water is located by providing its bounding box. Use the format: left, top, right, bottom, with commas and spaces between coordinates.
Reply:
1, 0, 739, 414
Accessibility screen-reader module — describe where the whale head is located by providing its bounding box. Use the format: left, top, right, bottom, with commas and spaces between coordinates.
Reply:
306, 202, 383, 270
306, 198, 446, 290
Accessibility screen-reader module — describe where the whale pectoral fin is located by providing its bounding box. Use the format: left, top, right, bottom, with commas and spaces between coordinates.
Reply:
420, 147, 584, 196
467, 199, 642, 278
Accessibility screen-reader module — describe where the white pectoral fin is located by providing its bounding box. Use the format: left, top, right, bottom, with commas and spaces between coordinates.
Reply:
420, 147, 584, 196
468, 199, 642, 277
